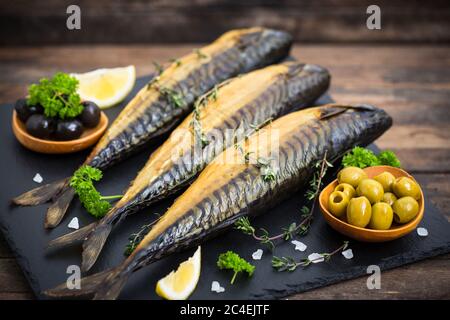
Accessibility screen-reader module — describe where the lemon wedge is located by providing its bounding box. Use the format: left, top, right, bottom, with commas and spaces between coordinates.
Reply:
156, 246, 201, 300
71, 65, 136, 109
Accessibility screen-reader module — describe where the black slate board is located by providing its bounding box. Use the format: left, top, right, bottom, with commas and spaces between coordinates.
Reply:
1, 76, 449, 300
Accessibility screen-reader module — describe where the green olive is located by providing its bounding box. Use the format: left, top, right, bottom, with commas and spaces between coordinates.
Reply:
393, 196, 419, 224
347, 196, 372, 228
356, 178, 384, 204
392, 177, 421, 200
369, 202, 393, 230
373, 171, 396, 192
334, 183, 356, 199
382, 192, 398, 206
328, 191, 349, 218
338, 167, 368, 188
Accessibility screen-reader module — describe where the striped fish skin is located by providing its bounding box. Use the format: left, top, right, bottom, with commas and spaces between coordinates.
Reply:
102, 61, 330, 226
128, 105, 392, 266
86, 28, 293, 170
44, 104, 392, 299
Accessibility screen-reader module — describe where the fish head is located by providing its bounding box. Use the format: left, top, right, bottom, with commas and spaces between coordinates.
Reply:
318, 103, 393, 148
229, 27, 293, 71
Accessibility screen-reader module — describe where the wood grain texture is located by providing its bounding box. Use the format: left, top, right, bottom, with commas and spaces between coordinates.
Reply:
1, 1, 450, 44
0, 44, 448, 299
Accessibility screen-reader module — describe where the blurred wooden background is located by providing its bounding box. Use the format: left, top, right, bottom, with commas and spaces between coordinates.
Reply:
1, 0, 449, 45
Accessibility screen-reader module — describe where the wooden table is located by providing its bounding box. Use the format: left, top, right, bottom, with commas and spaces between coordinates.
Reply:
0, 45, 449, 299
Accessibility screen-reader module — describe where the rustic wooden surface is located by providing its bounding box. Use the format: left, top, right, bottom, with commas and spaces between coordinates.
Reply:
1, 1, 450, 44
0, 45, 449, 299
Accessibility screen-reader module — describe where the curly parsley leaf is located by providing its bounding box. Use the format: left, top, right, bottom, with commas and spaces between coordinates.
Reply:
27, 72, 83, 119
342, 147, 380, 168
217, 251, 255, 284
378, 150, 401, 167
70, 166, 118, 218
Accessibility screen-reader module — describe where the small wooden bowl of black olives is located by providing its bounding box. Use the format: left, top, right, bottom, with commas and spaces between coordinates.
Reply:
319, 166, 424, 242
12, 99, 108, 154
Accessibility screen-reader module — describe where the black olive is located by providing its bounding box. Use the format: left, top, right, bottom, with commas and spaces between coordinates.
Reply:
28, 104, 44, 115
80, 101, 100, 128
14, 98, 31, 122
25, 114, 55, 140
55, 119, 83, 141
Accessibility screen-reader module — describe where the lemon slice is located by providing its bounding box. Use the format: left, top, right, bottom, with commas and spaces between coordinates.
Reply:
71, 65, 136, 109
156, 246, 201, 300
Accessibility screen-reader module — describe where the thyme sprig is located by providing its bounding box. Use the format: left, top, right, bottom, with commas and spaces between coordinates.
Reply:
169, 58, 182, 67
194, 48, 208, 59
124, 214, 161, 256
191, 79, 234, 148
152, 61, 164, 75
234, 151, 332, 249
272, 241, 349, 272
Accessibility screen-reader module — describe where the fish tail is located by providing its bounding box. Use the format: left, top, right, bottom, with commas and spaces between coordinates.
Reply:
44, 186, 76, 228
47, 222, 98, 250
11, 177, 69, 206
43, 268, 115, 298
81, 222, 113, 272
93, 266, 131, 300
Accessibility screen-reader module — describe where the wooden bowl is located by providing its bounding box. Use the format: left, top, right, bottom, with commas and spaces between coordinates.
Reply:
12, 111, 108, 154
319, 166, 424, 242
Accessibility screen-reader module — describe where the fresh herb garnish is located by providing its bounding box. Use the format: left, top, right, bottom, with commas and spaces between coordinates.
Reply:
194, 49, 208, 59
124, 215, 161, 256
169, 58, 182, 67
272, 241, 349, 272
256, 157, 276, 182
342, 147, 401, 168
70, 166, 123, 218
152, 61, 164, 75
27, 72, 83, 119
159, 86, 185, 108
378, 150, 401, 167
235, 152, 332, 249
217, 251, 255, 284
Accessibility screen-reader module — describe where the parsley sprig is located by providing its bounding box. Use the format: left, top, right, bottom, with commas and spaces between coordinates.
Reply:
217, 251, 255, 284
27, 72, 83, 119
70, 166, 123, 218
342, 147, 401, 168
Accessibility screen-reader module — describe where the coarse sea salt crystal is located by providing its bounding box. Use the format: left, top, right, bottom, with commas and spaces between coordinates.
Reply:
291, 240, 307, 252
68, 217, 79, 230
308, 253, 324, 263
211, 281, 225, 293
252, 249, 263, 260
417, 227, 428, 237
33, 173, 43, 184
342, 249, 354, 259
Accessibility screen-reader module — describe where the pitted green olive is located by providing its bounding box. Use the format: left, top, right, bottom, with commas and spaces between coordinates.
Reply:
334, 183, 356, 199
338, 167, 368, 188
382, 192, 398, 206
369, 202, 393, 230
392, 177, 421, 200
356, 178, 384, 204
373, 171, 396, 192
346, 196, 372, 228
328, 191, 349, 218
393, 196, 419, 224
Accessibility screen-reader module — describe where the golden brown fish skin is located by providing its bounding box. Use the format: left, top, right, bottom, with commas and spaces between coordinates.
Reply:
43, 104, 391, 299
12, 27, 292, 228
47, 61, 330, 272
86, 27, 293, 170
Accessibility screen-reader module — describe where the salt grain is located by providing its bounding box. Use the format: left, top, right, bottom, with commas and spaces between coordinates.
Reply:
68, 217, 79, 230
211, 281, 225, 293
252, 249, 263, 260
417, 227, 428, 237
342, 249, 354, 259
308, 253, 324, 263
33, 173, 43, 184
291, 240, 307, 252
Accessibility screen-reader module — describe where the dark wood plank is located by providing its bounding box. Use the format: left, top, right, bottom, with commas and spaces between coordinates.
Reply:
0, 1, 450, 44
0, 258, 32, 292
